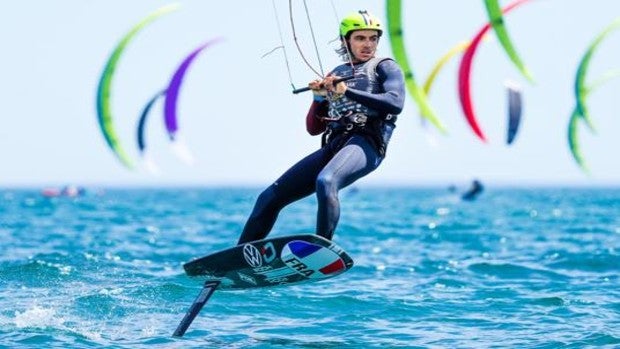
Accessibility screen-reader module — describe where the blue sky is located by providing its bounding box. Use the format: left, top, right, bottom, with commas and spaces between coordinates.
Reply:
1, 0, 619, 187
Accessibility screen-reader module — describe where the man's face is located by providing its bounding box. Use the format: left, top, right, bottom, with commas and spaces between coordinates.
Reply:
347, 30, 380, 63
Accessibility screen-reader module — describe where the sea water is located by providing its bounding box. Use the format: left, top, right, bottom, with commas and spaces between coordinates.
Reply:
0, 187, 619, 348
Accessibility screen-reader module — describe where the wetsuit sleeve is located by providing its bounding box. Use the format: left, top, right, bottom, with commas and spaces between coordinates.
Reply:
343, 59, 405, 115
306, 99, 328, 135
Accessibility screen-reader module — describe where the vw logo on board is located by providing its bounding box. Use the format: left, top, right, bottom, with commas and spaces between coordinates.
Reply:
243, 243, 263, 268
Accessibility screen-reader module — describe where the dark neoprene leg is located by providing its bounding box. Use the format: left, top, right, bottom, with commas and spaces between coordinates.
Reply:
237, 146, 332, 244
315, 135, 382, 240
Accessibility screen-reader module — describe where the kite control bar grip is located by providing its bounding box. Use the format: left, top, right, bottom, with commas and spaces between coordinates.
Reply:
292, 75, 355, 94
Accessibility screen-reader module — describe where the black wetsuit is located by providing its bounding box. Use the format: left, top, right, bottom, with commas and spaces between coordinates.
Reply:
237, 58, 405, 244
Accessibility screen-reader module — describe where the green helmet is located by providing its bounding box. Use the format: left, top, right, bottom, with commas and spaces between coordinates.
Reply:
339, 10, 383, 38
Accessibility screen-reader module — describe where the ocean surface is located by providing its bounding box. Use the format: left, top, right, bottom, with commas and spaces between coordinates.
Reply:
1, 187, 619, 348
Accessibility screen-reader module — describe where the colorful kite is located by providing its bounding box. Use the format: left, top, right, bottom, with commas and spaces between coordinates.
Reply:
574, 17, 620, 131
96, 4, 179, 169
483, 0, 534, 82
386, 0, 447, 134
136, 89, 166, 157
423, 41, 470, 97
568, 68, 620, 172
164, 38, 222, 141
458, 0, 530, 142
505, 80, 523, 145
136, 90, 166, 174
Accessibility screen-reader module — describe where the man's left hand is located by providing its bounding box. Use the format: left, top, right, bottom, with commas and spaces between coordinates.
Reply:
324, 75, 347, 96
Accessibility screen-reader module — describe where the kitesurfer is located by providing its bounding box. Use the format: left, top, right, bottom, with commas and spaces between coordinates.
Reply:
237, 10, 405, 244
461, 179, 484, 201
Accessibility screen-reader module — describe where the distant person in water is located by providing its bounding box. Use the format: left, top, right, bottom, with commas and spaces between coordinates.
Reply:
62, 185, 86, 197
461, 179, 484, 201
41, 185, 86, 198
237, 10, 405, 244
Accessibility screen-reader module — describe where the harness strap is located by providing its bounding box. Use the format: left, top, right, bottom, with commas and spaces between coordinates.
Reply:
321, 57, 398, 155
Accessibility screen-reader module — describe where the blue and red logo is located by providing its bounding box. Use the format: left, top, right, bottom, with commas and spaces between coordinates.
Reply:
281, 240, 345, 279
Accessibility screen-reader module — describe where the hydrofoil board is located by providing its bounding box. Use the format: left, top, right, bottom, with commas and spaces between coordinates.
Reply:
173, 234, 353, 337
183, 234, 354, 289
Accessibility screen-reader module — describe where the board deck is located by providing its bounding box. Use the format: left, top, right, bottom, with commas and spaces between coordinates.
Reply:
183, 234, 354, 290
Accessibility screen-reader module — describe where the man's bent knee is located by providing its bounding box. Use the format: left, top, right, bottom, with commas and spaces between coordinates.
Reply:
316, 173, 337, 198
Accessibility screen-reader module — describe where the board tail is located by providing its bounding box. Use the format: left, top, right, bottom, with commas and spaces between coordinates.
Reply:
172, 280, 220, 337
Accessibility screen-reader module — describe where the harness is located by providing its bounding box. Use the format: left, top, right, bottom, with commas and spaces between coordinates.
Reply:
322, 57, 397, 156
322, 113, 397, 157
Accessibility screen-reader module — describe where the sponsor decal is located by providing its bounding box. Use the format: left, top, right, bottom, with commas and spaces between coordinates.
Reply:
252, 265, 273, 273
237, 272, 257, 285
281, 240, 346, 279
219, 278, 235, 288
253, 265, 298, 279
250, 263, 299, 284
243, 243, 263, 268
283, 256, 315, 277
264, 276, 289, 284
261, 242, 276, 264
